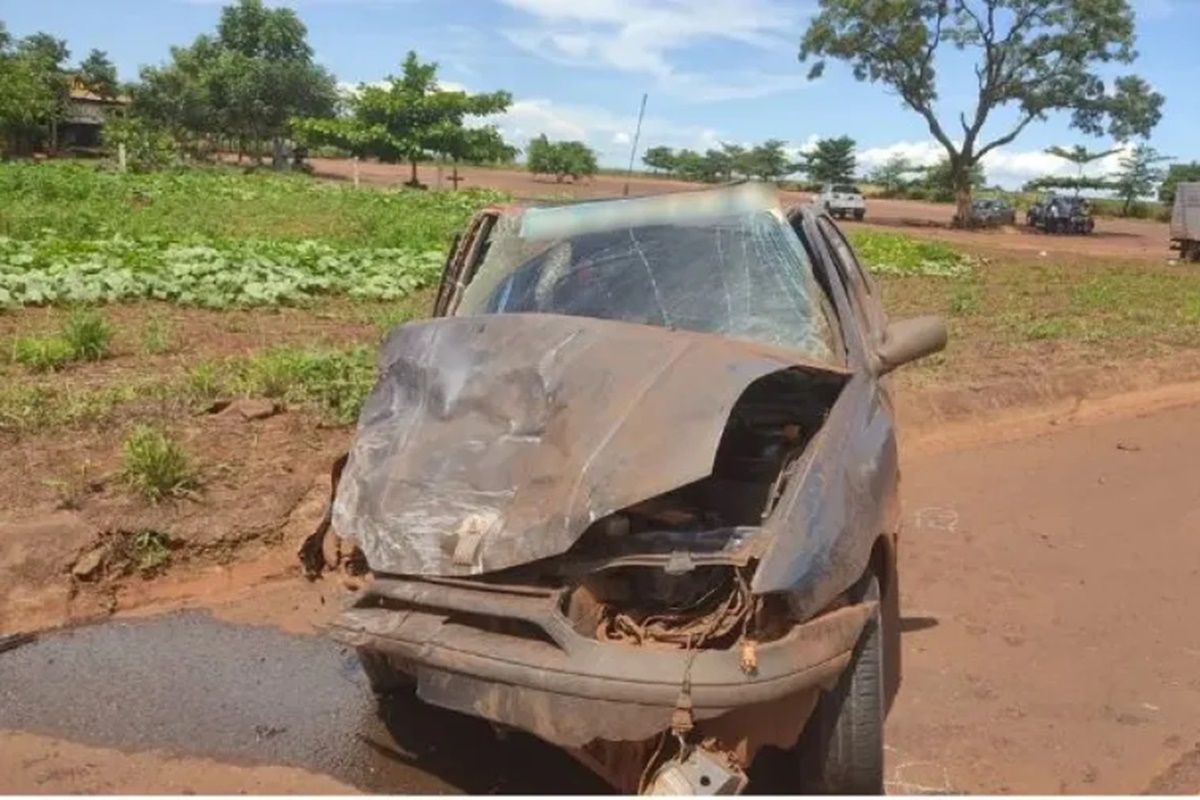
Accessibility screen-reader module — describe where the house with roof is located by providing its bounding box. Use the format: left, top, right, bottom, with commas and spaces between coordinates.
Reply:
60, 75, 131, 151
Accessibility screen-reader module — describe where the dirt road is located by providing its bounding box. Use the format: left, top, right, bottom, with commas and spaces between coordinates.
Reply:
3, 398, 1199, 794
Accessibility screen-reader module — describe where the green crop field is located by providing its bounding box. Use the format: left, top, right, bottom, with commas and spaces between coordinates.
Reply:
0, 162, 502, 308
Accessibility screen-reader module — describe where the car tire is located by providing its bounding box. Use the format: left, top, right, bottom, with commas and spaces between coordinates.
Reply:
854, 210, 865, 221
795, 570, 885, 795
357, 648, 415, 698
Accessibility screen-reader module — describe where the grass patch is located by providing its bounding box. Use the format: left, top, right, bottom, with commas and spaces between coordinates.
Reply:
0, 161, 504, 247
876, 252, 1200, 383
62, 307, 112, 361
11, 334, 74, 371
120, 425, 199, 502
0, 384, 140, 433
848, 230, 974, 277
190, 345, 377, 425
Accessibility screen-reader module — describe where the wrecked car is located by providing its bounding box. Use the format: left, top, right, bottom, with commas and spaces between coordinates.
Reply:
305, 183, 947, 795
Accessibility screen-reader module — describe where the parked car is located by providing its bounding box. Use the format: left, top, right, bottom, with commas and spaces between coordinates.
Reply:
970, 197, 1017, 227
304, 184, 946, 796
816, 183, 866, 220
1026, 193, 1095, 234
1169, 182, 1200, 263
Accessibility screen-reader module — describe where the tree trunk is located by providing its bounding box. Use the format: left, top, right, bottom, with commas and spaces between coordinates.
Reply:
410, 159, 419, 185
954, 185, 973, 227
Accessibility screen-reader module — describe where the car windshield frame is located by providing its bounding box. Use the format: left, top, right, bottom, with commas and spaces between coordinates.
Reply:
455, 186, 845, 367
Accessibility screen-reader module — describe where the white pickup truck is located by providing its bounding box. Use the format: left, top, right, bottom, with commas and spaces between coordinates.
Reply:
816, 183, 866, 220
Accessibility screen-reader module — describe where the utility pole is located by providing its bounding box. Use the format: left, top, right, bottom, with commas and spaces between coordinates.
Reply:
622, 93, 648, 197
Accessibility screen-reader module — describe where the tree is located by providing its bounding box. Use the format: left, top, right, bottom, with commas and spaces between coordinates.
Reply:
642, 145, 676, 174
0, 26, 49, 152
134, 0, 336, 162
292, 51, 511, 186
7, 30, 71, 150
78, 49, 119, 98
1045, 144, 1120, 186
1158, 162, 1200, 207
922, 156, 986, 202
1023, 175, 1113, 194
802, 136, 857, 184
867, 155, 917, 196
799, 0, 1165, 225
526, 134, 598, 182
1110, 144, 1169, 216
745, 139, 791, 182
210, 0, 336, 161
133, 39, 221, 155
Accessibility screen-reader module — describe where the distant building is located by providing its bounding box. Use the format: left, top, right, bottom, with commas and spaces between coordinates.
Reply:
60, 75, 131, 151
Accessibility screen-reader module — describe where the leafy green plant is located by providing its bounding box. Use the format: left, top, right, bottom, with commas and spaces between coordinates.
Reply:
11, 334, 74, 371
120, 425, 199, 502
62, 307, 112, 361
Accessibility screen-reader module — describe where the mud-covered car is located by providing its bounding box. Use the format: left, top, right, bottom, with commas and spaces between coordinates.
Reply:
970, 197, 1016, 227
306, 184, 946, 795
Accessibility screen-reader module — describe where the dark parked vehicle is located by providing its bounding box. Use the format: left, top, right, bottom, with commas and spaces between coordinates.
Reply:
1026, 193, 1095, 234
304, 184, 947, 795
971, 197, 1017, 227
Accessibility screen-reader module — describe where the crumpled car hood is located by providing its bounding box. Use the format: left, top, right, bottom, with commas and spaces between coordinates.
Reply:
331, 313, 849, 577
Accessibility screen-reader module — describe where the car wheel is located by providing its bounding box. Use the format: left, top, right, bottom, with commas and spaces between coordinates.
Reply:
357, 648, 415, 697
854, 210, 865, 221
795, 570, 886, 794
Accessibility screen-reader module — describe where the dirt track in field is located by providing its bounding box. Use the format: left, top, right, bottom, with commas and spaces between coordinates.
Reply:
307, 158, 1177, 264
3, 390, 1199, 794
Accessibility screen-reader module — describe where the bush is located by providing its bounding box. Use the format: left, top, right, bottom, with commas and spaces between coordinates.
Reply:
121, 425, 199, 502
62, 307, 112, 361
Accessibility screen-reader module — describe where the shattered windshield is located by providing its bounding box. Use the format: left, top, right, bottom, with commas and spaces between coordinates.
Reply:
456, 185, 841, 364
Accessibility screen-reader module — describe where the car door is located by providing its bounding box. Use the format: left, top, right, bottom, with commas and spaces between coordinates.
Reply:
431, 209, 500, 318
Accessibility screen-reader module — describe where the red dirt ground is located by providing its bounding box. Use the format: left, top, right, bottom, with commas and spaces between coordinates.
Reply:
308, 158, 1178, 264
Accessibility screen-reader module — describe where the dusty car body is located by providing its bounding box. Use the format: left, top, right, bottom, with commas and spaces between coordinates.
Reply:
971, 197, 1016, 227
312, 184, 946, 794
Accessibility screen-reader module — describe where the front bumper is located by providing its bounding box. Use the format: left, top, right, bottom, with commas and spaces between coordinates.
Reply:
326, 575, 875, 747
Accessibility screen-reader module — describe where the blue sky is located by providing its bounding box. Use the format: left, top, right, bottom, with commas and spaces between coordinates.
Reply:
4, 0, 1197, 187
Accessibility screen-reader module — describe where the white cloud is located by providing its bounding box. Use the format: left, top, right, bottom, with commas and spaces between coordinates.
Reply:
497, 0, 813, 102
855, 139, 1131, 188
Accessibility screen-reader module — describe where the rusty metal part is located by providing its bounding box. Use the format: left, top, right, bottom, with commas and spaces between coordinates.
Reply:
327, 574, 874, 747
597, 568, 756, 649
331, 312, 850, 578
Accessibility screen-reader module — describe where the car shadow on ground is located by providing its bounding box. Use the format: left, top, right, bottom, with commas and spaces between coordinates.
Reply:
900, 616, 939, 634
370, 691, 611, 794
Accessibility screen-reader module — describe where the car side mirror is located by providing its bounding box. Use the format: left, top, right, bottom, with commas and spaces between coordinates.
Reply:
872, 316, 947, 375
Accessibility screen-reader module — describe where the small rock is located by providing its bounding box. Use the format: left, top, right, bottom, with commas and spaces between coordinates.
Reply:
71, 547, 107, 580
222, 398, 280, 421
1116, 441, 1141, 452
